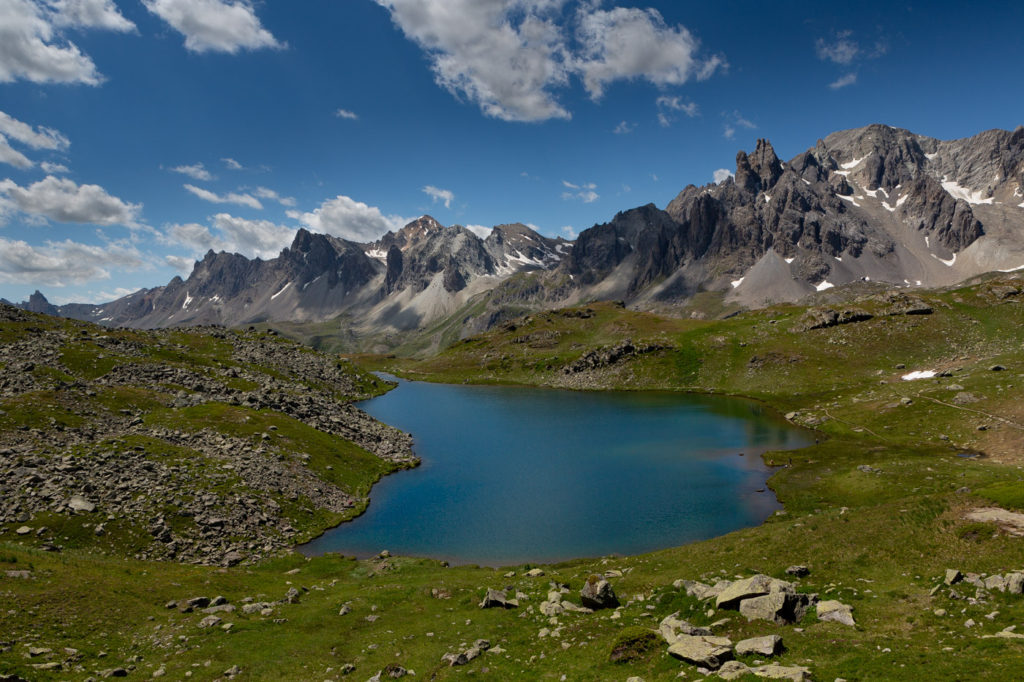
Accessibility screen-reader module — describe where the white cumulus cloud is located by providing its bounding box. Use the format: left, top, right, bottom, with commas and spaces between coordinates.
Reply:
0, 110, 71, 150
335, 108, 358, 120
713, 168, 733, 184
221, 157, 243, 170
183, 183, 262, 210
613, 120, 635, 134
40, 161, 70, 173
561, 179, 598, 203
0, 136, 33, 169
656, 95, 698, 127
464, 224, 492, 238
423, 185, 454, 209
49, 0, 136, 31
0, 235, 145, 286
377, 0, 723, 123
142, 0, 282, 54
288, 194, 411, 242
376, 0, 571, 122
169, 162, 213, 181
723, 110, 756, 139
0, 0, 133, 85
164, 213, 296, 260
253, 186, 296, 207
0, 111, 70, 168
575, 5, 724, 100
816, 31, 859, 65
0, 175, 140, 225
829, 73, 857, 90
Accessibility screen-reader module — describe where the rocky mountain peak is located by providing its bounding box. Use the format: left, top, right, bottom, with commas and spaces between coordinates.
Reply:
397, 215, 444, 246
735, 139, 783, 193
23, 290, 59, 316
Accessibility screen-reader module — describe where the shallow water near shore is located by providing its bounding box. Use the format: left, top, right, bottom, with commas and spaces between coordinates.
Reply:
301, 378, 812, 566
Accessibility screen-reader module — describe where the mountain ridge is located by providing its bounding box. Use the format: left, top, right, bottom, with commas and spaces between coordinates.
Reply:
11, 123, 1024, 347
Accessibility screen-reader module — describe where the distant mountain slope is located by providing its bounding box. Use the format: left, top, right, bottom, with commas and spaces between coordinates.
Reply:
13, 123, 1023, 345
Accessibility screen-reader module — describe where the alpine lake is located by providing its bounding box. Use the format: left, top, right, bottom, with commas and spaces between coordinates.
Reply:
301, 377, 813, 566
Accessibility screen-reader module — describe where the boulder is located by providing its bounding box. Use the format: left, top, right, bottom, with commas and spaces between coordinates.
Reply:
749, 663, 813, 681
667, 634, 733, 670
197, 615, 222, 629
1006, 572, 1024, 594
674, 579, 711, 599
659, 612, 711, 644
716, 574, 774, 609
944, 569, 963, 585
479, 588, 517, 609
817, 599, 856, 626
985, 574, 1007, 592
739, 592, 811, 625
735, 635, 783, 656
718, 661, 752, 680
67, 495, 96, 513
580, 575, 619, 609
703, 579, 734, 600
222, 550, 244, 567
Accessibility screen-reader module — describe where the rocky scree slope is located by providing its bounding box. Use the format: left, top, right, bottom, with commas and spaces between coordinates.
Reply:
0, 304, 415, 566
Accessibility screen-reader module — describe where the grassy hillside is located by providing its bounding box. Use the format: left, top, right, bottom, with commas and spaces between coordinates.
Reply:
3, 276, 1024, 680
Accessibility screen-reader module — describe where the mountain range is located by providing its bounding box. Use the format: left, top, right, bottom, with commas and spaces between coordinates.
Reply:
11, 123, 1024, 349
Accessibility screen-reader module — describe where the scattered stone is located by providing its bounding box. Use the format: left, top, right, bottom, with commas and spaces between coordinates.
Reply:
1007, 572, 1024, 594
716, 574, 775, 610
985, 575, 1007, 592
718, 660, 753, 680
748, 663, 813, 681
222, 550, 244, 567
945, 569, 963, 585
284, 587, 300, 604
740, 592, 812, 625
67, 495, 96, 513
197, 615, 222, 629
479, 588, 517, 609
99, 669, 128, 678
785, 565, 810, 578
580, 575, 619, 610
817, 600, 855, 627
667, 634, 733, 670
15, 526, 31, 535
735, 635, 783, 657
990, 365, 1006, 372
30, 663, 61, 672
659, 613, 712, 644
526, 568, 545, 577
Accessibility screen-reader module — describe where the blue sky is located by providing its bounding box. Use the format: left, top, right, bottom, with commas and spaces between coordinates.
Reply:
0, 0, 1021, 304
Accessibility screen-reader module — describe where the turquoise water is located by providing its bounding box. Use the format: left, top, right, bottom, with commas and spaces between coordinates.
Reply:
301, 379, 811, 566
